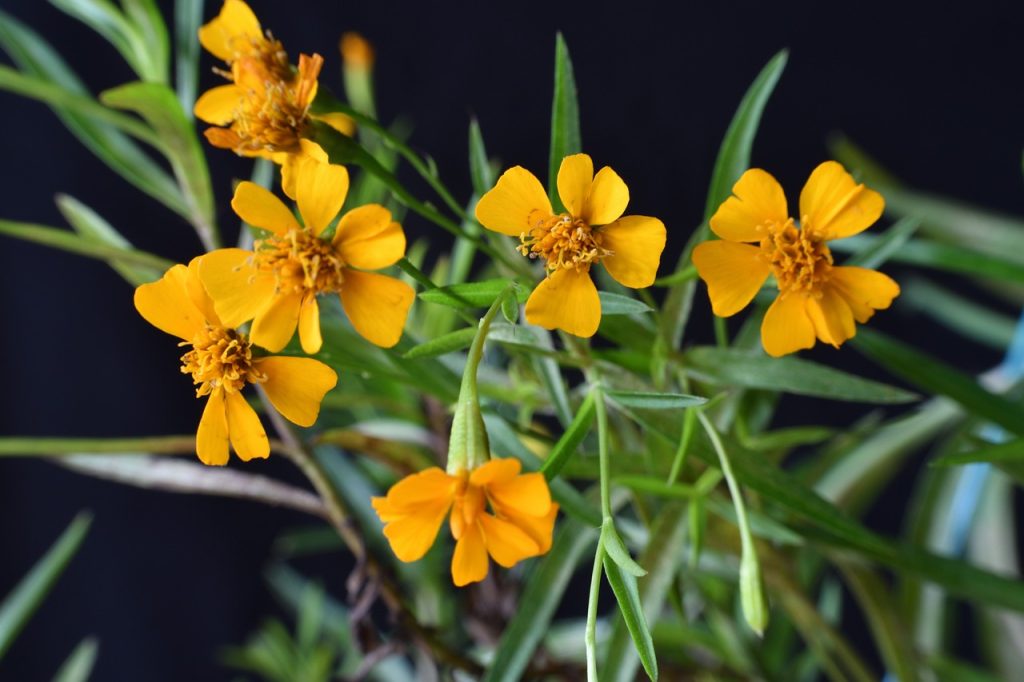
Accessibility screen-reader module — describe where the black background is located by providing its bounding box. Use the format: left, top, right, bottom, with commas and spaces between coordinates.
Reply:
2, 1, 1023, 679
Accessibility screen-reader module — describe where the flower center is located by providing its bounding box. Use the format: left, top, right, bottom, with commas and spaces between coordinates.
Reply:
759, 218, 833, 294
253, 228, 346, 297
518, 211, 613, 274
180, 326, 266, 397
450, 470, 486, 539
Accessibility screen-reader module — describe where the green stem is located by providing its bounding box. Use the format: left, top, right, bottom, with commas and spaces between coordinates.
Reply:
592, 383, 614, 521
714, 315, 729, 347
666, 407, 698, 485
0, 435, 196, 456
585, 537, 606, 681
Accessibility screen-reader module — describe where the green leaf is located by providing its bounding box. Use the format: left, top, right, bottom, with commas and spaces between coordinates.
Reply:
0, 513, 92, 659
500, 291, 519, 324
0, 435, 195, 456
174, 0, 203, 114
0, 10, 187, 216
0, 219, 174, 273
49, 0, 163, 82
852, 328, 1024, 436
402, 327, 477, 359
606, 390, 706, 410
599, 292, 653, 316
55, 194, 162, 285
601, 520, 647, 577
52, 637, 99, 682
603, 556, 658, 681
101, 81, 217, 247
548, 32, 581, 212
122, 0, 170, 82
844, 216, 920, 269
652, 264, 698, 287
931, 436, 1024, 467
901, 277, 1017, 349
418, 278, 528, 309
541, 392, 595, 479
685, 347, 917, 404
469, 117, 494, 197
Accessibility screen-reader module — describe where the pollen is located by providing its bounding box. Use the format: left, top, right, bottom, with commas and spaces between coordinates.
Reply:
518, 211, 613, 274
759, 218, 833, 295
180, 326, 266, 397
253, 228, 346, 297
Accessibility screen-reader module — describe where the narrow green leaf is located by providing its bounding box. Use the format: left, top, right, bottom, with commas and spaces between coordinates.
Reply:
0, 513, 92, 659
831, 234, 1024, 284
0, 219, 174, 273
685, 346, 917, 404
606, 390, 706, 410
48, 0, 160, 81
500, 291, 519, 324
469, 117, 494, 197
0, 435, 195, 456
930, 657, 1003, 682
541, 392, 595, 479
853, 328, 1024, 436
418, 278, 528, 309
652, 264, 697, 287
530, 328, 575, 427
548, 32, 581, 212
402, 327, 477, 359
599, 292, 653, 316
174, 0, 203, 114
901, 277, 1016, 349
601, 520, 647, 577
931, 436, 1024, 467
603, 556, 658, 681
122, 0, 170, 82
844, 216, 920, 269
52, 637, 99, 682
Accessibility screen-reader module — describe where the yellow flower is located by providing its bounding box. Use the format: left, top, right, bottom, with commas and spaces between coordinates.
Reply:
340, 31, 375, 70
199, 152, 414, 353
372, 458, 558, 586
692, 161, 900, 357
193, 0, 354, 160
134, 260, 338, 465
475, 153, 666, 337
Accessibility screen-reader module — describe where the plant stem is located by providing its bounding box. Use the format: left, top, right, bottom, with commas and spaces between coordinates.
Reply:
593, 383, 613, 521
584, 537, 605, 681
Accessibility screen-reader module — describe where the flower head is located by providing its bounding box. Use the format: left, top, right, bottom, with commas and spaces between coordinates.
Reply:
194, 0, 353, 160
199, 150, 414, 353
134, 260, 338, 465
475, 153, 666, 337
692, 161, 900, 357
372, 458, 558, 586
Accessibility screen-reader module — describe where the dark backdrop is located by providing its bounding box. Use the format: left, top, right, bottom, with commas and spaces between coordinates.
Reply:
2, 1, 1023, 679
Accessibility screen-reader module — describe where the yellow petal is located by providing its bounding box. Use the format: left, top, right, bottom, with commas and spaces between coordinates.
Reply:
761, 292, 816, 357
295, 157, 348, 236
134, 264, 207, 340
524, 268, 601, 338
314, 112, 356, 137
198, 0, 262, 62
196, 389, 230, 466
709, 168, 789, 242
452, 522, 489, 586
225, 390, 269, 460
280, 140, 329, 200
381, 468, 456, 511
475, 166, 553, 236
556, 153, 594, 217
488, 472, 552, 518
583, 166, 629, 226
479, 513, 540, 567
333, 205, 406, 269
498, 503, 558, 554
378, 498, 452, 562
806, 287, 856, 348
232, 182, 301, 235
251, 292, 302, 352
298, 292, 322, 354
470, 458, 521, 487
256, 356, 338, 427
198, 248, 275, 328
193, 84, 242, 125
600, 215, 666, 288
185, 257, 222, 326
799, 161, 884, 240
691, 240, 771, 317
828, 266, 900, 323
339, 270, 414, 348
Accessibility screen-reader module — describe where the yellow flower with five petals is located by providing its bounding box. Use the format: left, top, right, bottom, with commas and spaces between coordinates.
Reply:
475, 153, 666, 337
134, 260, 337, 465
692, 161, 900, 357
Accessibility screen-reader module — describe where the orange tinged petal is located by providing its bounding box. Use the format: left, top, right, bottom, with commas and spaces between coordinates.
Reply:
198, 0, 262, 62
225, 390, 269, 460
382, 468, 457, 510
375, 498, 452, 562
556, 153, 594, 217
583, 166, 629, 226
339, 270, 414, 348
600, 215, 666, 288
298, 293, 322, 354
199, 248, 275, 328
692, 240, 770, 317
799, 161, 884, 240
828, 266, 900, 323
709, 168, 788, 242
475, 166, 553, 236
806, 287, 856, 348
499, 503, 558, 554
196, 388, 230, 466
193, 84, 243, 125
479, 514, 540, 567
524, 268, 601, 338
470, 458, 521, 486
256, 356, 338, 427
232, 182, 301, 235
295, 159, 348, 236
134, 264, 207, 340
452, 522, 489, 586
314, 112, 356, 137
251, 291, 302, 352
334, 205, 406, 269
488, 472, 552, 518
761, 292, 816, 357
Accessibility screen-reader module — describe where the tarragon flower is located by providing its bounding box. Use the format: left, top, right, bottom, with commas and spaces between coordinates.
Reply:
372, 458, 558, 586
199, 150, 414, 353
475, 153, 666, 337
194, 0, 353, 160
693, 161, 900, 357
134, 260, 337, 465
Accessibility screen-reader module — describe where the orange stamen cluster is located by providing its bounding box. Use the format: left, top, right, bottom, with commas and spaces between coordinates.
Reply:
518, 211, 613, 274
180, 326, 266, 396
759, 219, 833, 294
253, 228, 346, 296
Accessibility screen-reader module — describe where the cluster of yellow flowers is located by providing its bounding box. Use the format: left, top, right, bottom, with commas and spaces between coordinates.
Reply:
137, 0, 899, 586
